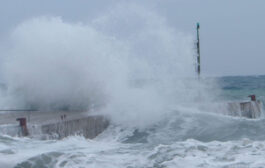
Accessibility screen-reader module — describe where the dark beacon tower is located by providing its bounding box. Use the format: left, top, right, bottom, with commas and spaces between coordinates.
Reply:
196, 22, 201, 79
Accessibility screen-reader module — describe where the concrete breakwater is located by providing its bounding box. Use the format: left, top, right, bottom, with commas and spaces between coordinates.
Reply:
41, 115, 109, 139
227, 101, 262, 118
0, 111, 109, 139
0, 99, 262, 139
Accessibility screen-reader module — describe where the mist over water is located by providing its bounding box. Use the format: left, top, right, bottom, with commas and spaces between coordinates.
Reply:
1, 3, 265, 168
0, 4, 213, 128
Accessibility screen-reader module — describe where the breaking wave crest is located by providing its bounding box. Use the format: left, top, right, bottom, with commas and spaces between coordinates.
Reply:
1, 109, 265, 168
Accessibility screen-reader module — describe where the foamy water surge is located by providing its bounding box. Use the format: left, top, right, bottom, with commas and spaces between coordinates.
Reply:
1, 110, 265, 168
0, 3, 264, 168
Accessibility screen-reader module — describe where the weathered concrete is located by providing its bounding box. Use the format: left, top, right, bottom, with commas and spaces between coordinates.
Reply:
0, 111, 109, 139
41, 115, 109, 139
227, 101, 262, 118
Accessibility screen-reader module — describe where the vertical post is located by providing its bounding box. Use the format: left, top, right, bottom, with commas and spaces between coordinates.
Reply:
16, 118, 29, 136
196, 22, 201, 79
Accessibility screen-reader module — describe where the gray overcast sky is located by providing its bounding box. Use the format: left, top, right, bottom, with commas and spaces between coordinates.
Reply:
0, 0, 264, 76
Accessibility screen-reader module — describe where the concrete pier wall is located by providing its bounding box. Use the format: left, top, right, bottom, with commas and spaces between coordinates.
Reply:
0, 111, 109, 139
41, 116, 109, 139
227, 101, 262, 118
0, 100, 262, 139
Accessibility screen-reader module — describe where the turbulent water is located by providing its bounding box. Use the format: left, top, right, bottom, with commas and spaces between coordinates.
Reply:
0, 75, 265, 168
0, 4, 264, 167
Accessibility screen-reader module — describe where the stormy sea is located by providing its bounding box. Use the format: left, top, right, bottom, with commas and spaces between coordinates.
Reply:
0, 75, 264, 168
0, 5, 264, 168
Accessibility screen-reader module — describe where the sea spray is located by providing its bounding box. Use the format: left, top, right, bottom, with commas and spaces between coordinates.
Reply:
0, 4, 216, 128
0, 3, 265, 168
2, 16, 129, 111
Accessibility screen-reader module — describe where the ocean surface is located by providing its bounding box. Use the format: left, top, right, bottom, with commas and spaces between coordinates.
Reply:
1, 75, 265, 168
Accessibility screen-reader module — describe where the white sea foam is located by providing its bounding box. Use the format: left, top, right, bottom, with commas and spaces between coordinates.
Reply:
1, 132, 265, 168
0, 3, 218, 129
0, 3, 262, 168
